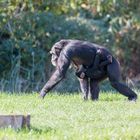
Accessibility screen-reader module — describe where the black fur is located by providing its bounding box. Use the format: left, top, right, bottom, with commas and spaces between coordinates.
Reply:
40, 39, 137, 101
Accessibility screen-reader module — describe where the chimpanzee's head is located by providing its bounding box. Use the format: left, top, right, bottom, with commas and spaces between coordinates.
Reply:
50, 43, 60, 66
50, 40, 68, 66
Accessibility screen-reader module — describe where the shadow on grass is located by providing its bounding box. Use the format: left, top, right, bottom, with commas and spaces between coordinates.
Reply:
99, 93, 126, 101
15, 126, 56, 135
29, 126, 56, 134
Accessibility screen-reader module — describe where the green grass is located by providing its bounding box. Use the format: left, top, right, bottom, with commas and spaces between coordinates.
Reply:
0, 91, 140, 140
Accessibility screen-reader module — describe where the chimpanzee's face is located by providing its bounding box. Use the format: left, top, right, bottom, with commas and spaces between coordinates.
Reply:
50, 51, 58, 66
50, 42, 63, 66
50, 46, 60, 66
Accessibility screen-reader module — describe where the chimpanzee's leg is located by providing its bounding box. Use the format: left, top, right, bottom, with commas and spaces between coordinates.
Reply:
78, 77, 89, 100
89, 79, 100, 101
107, 59, 137, 101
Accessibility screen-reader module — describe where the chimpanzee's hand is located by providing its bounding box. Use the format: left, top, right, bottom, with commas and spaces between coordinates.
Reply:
39, 90, 47, 99
75, 71, 86, 79
80, 72, 86, 79
107, 55, 112, 63
75, 71, 81, 78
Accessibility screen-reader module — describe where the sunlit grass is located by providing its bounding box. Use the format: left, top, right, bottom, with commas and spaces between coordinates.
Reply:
0, 91, 140, 140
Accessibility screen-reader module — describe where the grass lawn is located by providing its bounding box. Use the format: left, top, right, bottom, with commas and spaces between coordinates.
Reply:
0, 91, 140, 140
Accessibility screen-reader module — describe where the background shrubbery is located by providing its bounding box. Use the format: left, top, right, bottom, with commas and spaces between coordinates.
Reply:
0, 0, 140, 92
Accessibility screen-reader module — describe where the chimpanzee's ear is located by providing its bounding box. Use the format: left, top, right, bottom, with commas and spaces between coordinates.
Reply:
55, 48, 61, 56
54, 45, 62, 50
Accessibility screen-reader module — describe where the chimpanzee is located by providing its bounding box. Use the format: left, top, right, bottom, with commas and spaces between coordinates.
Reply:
75, 49, 112, 79
39, 39, 137, 101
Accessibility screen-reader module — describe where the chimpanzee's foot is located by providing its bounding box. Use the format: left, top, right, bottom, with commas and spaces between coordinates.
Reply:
88, 93, 92, 100
128, 95, 137, 102
88, 94, 98, 101
83, 94, 88, 101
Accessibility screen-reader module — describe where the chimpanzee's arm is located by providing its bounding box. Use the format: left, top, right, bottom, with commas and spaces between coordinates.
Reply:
92, 50, 101, 69
75, 65, 86, 78
99, 55, 112, 68
39, 53, 71, 98
84, 51, 101, 77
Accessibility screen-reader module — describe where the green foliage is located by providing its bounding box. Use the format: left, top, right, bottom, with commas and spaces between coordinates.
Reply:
0, 92, 140, 139
0, 0, 140, 92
